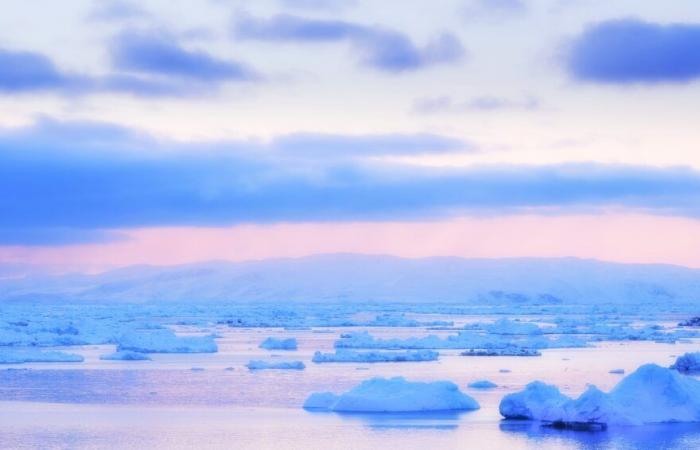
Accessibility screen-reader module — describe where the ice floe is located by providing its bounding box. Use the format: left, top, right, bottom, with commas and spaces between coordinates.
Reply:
259, 337, 298, 350
246, 360, 305, 370
304, 377, 480, 413
117, 329, 217, 353
468, 380, 498, 389
0, 348, 84, 364
312, 349, 438, 363
99, 350, 152, 361
670, 352, 700, 374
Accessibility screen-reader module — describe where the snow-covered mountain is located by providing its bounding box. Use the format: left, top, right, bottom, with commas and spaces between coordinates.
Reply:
1, 254, 699, 304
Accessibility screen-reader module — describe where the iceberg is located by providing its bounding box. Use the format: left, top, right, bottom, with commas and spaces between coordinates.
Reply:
0, 348, 84, 364
670, 352, 700, 374
116, 329, 217, 353
246, 360, 305, 370
500, 364, 700, 427
259, 337, 298, 350
303, 377, 480, 412
468, 380, 497, 389
312, 349, 438, 363
99, 350, 151, 361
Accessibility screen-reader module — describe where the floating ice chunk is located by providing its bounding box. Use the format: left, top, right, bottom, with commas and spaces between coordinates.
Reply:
500, 364, 700, 427
0, 348, 84, 364
670, 352, 700, 374
312, 349, 438, 363
246, 360, 305, 370
486, 319, 543, 335
304, 392, 340, 410
99, 351, 151, 361
553, 385, 636, 429
461, 347, 540, 357
468, 380, 497, 389
610, 363, 700, 424
609, 368, 625, 375
117, 329, 217, 353
499, 381, 570, 420
679, 317, 700, 327
304, 377, 480, 413
259, 337, 298, 350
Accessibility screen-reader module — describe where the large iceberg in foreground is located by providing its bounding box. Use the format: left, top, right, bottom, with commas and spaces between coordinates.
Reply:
500, 364, 700, 428
304, 377, 480, 412
259, 337, 298, 350
312, 349, 438, 363
117, 329, 217, 353
670, 352, 700, 374
0, 348, 84, 364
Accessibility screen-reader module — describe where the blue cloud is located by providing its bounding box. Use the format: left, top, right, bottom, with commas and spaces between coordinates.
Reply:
234, 14, 465, 72
279, 0, 357, 11
88, 0, 148, 22
567, 19, 700, 83
1, 119, 699, 245
0, 50, 86, 93
0, 31, 259, 96
111, 30, 259, 81
413, 95, 540, 113
463, 0, 527, 20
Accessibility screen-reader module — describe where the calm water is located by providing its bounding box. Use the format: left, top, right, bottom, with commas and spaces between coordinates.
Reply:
1, 324, 699, 449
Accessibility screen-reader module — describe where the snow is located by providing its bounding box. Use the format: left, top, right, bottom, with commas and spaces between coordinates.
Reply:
116, 329, 217, 353
246, 360, 305, 370
500, 364, 700, 427
312, 349, 438, 363
0, 348, 84, 364
303, 377, 480, 413
670, 352, 700, 374
100, 351, 151, 361
259, 337, 298, 350
468, 380, 498, 389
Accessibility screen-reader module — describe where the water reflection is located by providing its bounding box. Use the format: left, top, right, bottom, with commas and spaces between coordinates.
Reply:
499, 420, 700, 449
335, 410, 466, 430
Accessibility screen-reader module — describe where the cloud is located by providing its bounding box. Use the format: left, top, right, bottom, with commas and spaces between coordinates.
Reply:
233, 14, 465, 72
413, 95, 540, 113
0, 50, 87, 93
1, 119, 699, 244
566, 19, 700, 83
279, 0, 357, 11
0, 31, 259, 97
110, 30, 259, 81
87, 0, 149, 22
462, 0, 527, 20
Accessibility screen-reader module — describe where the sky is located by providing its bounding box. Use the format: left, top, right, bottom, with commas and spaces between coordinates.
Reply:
1, 0, 700, 272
